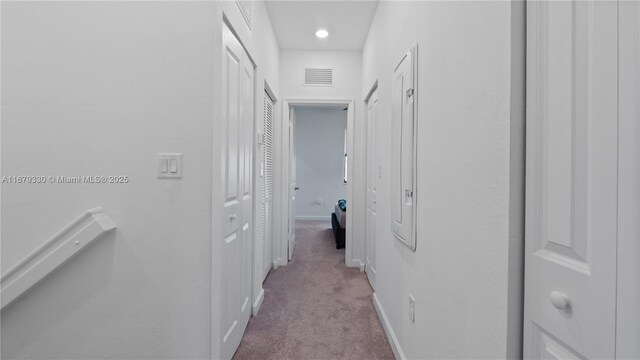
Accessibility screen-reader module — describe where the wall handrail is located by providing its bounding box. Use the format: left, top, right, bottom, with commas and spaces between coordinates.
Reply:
1, 207, 116, 310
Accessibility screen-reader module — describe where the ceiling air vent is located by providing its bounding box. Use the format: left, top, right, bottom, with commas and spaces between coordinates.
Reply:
236, 0, 253, 30
304, 68, 334, 87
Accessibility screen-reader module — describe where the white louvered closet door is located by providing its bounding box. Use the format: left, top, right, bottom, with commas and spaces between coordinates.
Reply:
262, 92, 274, 281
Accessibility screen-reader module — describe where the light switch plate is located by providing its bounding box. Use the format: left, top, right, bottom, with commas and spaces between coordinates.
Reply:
157, 153, 183, 179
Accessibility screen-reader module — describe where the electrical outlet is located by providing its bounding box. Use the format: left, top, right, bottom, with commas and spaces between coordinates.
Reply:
409, 295, 416, 323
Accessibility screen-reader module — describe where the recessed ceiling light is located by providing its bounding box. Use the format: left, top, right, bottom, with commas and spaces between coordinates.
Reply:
315, 29, 329, 39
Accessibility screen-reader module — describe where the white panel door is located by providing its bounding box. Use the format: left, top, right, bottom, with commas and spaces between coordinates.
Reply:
365, 88, 379, 289
524, 2, 618, 358
221, 23, 253, 360
391, 46, 416, 251
262, 92, 275, 281
240, 42, 254, 318
288, 113, 296, 261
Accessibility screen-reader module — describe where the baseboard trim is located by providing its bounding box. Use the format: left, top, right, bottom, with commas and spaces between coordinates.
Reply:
252, 288, 265, 315
373, 292, 406, 360
347, 258, 365, 271
273, 257, 286, 269
295, 215, 331, 221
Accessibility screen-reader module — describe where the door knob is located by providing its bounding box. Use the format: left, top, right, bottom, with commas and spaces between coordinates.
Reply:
550, 291, 570, 310
294, 186, 300, 191
230, 214, 237, 221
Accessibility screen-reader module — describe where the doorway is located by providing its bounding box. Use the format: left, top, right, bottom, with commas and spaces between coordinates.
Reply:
292, 105, 348, 250
279, 100, 356, 266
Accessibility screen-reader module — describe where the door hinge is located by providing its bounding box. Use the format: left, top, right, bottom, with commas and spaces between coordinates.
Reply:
257, 132, 264, 145
406, 88, 414, 99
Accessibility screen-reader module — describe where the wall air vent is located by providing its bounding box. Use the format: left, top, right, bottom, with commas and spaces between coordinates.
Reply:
304, 68, 334, 87
236, 0, 253, 30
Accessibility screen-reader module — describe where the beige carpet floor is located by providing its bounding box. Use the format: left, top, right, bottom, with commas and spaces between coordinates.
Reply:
233, 220, 394, 360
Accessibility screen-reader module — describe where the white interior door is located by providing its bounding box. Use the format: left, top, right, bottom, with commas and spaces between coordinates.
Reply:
261, 92, 275, 281
221, 23, 254, 360
365, 89, 379, 289
524, 1, 619, 358
288, 110, 296, 261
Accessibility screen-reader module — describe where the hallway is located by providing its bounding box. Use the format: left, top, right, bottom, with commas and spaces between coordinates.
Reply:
233, 221, 394, 360
2, 1, 639, 359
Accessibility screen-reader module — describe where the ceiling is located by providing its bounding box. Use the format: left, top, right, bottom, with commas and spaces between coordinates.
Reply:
264, 1, 379, 51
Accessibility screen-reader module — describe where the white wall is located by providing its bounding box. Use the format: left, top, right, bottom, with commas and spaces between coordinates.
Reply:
293, 107, 347, 220
361, 1, 524, 359
0, 1, 280, 359
279, 50, 362, 100
276, 50, 365, 267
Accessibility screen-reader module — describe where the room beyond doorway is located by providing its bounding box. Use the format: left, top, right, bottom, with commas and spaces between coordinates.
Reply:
278, 100, 356, 267
292, 106, 348, 252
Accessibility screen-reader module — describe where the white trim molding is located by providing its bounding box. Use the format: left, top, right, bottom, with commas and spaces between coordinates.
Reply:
252, 288, 265, 315
373, 293, 406, 360
1, 207, 116, 310
616, 2, 640, 357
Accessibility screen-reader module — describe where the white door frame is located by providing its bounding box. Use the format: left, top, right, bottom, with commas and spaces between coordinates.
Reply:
276, 98, 357, 267
616, 1, 640, 357
363, 81, 378, 288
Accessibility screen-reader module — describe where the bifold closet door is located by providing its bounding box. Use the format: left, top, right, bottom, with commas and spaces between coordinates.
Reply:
262, 92, 274, 281
524, 1, 618, 358
221, 23, 254, 360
